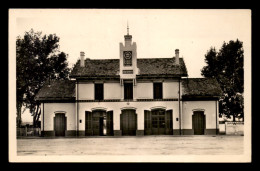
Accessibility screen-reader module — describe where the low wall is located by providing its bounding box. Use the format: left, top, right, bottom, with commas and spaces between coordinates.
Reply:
17, 128, 41, 136
225, 122, 244, 135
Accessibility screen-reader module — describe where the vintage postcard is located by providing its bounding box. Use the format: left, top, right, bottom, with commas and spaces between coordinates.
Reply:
9, 9, 251, 162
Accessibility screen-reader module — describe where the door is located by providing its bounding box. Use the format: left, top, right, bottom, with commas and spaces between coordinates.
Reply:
54, 113, 66, 136
192, 111, 205, 135
92, 110, 106, 136
85, 110, 113, 136
120, 109, 137, 135
145, 109, 173, 135
151, 109, 166, 135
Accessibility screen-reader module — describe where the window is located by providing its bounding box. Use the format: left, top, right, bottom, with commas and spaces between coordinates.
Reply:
95, 83, 103, 100
124, 83, 133, 100
153, 82, 163, 99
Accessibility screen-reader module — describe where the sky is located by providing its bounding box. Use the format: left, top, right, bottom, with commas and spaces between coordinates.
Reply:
12, 9, 251, 122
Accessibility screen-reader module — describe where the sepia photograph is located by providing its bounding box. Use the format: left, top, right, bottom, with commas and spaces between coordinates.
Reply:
8, 9, 251, 162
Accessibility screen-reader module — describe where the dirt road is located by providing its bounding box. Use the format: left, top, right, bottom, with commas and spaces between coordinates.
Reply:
17, 135, 243, 156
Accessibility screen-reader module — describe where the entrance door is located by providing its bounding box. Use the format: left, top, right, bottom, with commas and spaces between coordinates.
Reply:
192, 111, 205, 135
85, 110, 114, 136
120, 109, 137, 135
92, 110, 106, 136
145, 109, 173, 135
151, 109, 166, 135
54, 113, 66, 136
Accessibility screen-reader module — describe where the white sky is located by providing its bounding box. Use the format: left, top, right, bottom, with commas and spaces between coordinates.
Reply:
12, 9, 251, 122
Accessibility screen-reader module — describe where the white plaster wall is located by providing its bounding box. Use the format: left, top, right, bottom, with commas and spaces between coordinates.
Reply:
163, 82, 179, 98
42, 103, 75, 131
135, 83, 153, 99
225, 122, 244, 135
78, 83, 94, 100
182, 101, 218, 129
104, 83, 121, 99
78, 101, 180, 131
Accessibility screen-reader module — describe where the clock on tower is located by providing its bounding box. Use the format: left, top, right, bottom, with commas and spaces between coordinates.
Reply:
123, 51, 132, 66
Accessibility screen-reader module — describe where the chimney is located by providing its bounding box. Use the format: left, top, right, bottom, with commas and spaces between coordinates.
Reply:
80, 51, 85, 67
175, 49, 179, 65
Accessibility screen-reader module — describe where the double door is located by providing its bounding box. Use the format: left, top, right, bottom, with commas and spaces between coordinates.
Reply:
120, 109, 137, 136
85, 110, 113, 136
144, 109, 173, 135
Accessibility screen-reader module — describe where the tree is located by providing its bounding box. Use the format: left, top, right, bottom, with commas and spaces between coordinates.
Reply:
16, 29, 70, 127
201, 39, 244, 121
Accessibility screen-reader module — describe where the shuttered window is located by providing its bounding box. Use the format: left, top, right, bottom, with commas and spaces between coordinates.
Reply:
124, 83, 133, 100
153, 83, 163, 99
95, 83, 104, 100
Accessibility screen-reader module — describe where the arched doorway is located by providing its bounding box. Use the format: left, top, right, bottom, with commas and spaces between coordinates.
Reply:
120, 109, 137, 136
54, 113, 66, 136
144, 109, 173, 135
192, 111, 206, 135
85, 110, 114, 136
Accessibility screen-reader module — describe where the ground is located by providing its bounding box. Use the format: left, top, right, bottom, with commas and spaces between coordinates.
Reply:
17, 135, 243, 156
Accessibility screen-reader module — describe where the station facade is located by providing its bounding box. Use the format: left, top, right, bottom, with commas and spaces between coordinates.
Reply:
36, 29, 222, 136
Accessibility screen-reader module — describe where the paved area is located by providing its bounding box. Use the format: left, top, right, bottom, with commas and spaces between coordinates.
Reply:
17, 135, 244, 156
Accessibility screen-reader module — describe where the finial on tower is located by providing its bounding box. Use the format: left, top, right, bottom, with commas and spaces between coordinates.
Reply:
127, 20, 129, 35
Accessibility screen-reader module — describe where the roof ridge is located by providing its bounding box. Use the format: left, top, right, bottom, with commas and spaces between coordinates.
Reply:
79, 57, 182, 60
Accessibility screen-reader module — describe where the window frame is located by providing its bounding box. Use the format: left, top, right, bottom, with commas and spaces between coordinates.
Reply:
94, 83, 104, 100
153, 82, 163, 99
124, 82, 133, 100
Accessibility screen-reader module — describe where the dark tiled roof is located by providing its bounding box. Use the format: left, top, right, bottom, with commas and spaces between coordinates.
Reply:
181, 78, 222, 97
71, 59, 120, 77
70, 58, 187, 78
35, 80, 75, 101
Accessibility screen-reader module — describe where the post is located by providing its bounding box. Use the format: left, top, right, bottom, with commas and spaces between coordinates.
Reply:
76, 81, 78, 137
42, 103, 44, 137
179, 78, 181, 135
216, 100, 218, 135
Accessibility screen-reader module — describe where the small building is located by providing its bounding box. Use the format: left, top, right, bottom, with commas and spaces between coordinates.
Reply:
36, 28, 222, 137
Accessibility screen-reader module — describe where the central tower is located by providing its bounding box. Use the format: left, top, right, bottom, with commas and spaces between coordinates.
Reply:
119, 24, 139, 86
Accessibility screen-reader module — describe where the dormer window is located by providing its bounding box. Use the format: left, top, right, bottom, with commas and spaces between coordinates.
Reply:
123, 51, 132, 66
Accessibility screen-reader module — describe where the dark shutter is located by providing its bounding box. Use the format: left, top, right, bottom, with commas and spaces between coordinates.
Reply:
165, 110, 173, 135
65, 117, 67, 130
120, 113, 123, 130
106, 111, 114, 136
154, 83, 162, 99
95, 84, 104, 100
54, 117, 56, 131
85, 111, 92, 136
144, 110, 152, 135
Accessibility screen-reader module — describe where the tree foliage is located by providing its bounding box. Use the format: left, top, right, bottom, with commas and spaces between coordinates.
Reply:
201, 39, 244, 121
16, 29, 70, 127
